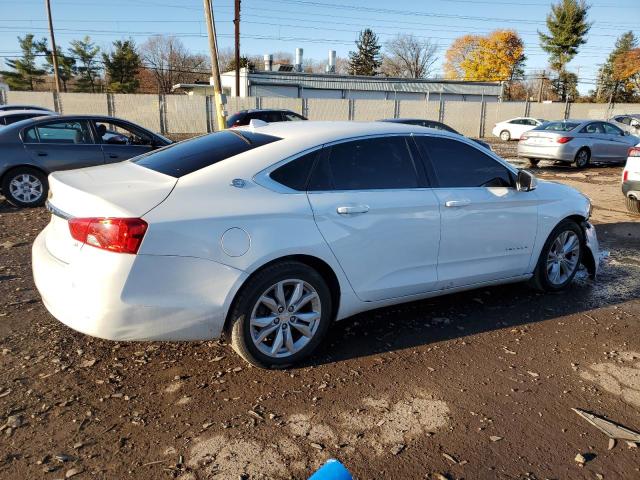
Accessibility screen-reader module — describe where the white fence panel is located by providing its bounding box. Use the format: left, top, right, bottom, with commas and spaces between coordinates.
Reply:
59, 93, 108, 115
113, 94, 160, 132
6, 91, 56, 111
261, 97, 304, 114
352, 99, 394, 121
306, 99, 349, 121
165, 95, 207, 134
443, 101, 483, 136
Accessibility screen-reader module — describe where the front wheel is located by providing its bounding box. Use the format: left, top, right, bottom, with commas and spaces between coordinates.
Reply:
229, 261, 332, 368
1, 167, 48, 208
528, 158, 540, 167
530, 220, 584, 291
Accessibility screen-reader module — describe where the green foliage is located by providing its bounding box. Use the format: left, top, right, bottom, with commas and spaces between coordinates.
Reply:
102, 40, 141, 93
36, 40, 76, 92
551, 71, 579, 101
0, 34, 46, 91
69, 36, 101, 93
349, 29, 382, 76
538, 0, 591, 100
596, 31, 638, 103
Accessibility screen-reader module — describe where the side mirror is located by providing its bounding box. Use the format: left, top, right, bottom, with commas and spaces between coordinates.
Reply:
517, 169, 537, 192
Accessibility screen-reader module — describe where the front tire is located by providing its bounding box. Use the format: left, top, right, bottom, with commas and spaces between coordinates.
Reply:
574, 148, 590, 169
626, 196, 640, 215
528, 158, 540, 167
530, 220, 584, 291
1, 167, 48, 208
228, 261, 332, 368
500, 130, 511, 141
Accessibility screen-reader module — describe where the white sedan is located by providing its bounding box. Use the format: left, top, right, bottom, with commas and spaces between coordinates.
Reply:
33, 121, 599, 368
492, 117, 545, 141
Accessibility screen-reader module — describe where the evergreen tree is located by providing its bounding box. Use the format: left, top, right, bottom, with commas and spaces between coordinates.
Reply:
0, 34, 46, 91
37, 40, 76, 92
596, 31, 637, 103
69, 36, 101, 93
102, 40, 141, 93
348, 29, 382, 76
538, 0, 591, 101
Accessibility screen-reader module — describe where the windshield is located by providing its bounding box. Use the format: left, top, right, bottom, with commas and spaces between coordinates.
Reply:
134, 130, 281, 177
535, 121, 579, 132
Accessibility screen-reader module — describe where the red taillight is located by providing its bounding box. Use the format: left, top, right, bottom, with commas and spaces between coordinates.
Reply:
68, 217, 148, 254
623, 170, 629, 182
629, 147, 640, 157
556, 137, 573, 144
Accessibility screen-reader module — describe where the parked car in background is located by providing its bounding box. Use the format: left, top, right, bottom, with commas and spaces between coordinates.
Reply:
518, 120, 639, 168
0, 104, 53, 112
33, 121, 598, 368
0, 109, 57, 127
379, 118, 492, 150
623, 144, 640, 214
492, 117, 545, 141
227, 109, 307, 128
0, 115, 171, 207
609, 114, 640, 136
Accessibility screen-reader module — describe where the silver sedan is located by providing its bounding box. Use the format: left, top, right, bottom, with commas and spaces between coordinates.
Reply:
517, 119, 639, 168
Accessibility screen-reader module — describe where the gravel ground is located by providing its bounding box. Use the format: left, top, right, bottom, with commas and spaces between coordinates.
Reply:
1, 138, 639, 480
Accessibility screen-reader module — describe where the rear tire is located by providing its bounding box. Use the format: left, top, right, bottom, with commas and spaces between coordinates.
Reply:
626, 196, 640, 215
528, 159, 540, 167
500, 130, 511, 141
228, 261, 332, 368
574, 148, 590, 169
530, 219, 584, 292
1, 167, 48, 208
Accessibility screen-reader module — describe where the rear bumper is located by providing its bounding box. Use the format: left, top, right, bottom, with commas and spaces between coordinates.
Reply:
32, 228, 246, 341
622, 180, 640, 198
517, 142, 577, 162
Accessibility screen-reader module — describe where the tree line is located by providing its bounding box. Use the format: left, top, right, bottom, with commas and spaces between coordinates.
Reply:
1, 0, 638, 102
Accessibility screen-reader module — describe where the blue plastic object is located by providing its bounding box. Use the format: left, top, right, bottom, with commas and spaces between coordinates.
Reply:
308, 459, 353, 480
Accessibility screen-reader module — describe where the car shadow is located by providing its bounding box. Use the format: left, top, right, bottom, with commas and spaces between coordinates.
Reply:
525, 161, 624, 174
303, 221, 640, 368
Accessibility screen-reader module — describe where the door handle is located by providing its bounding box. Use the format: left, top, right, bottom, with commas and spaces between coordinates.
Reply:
108, 154, 119, 159
445, 199, 471, 208
36, 152, 48, 157
337, 205, 369, 215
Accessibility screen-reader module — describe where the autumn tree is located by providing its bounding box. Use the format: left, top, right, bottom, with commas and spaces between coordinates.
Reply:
538, 0, 591, 101
69, 36, 101, 93
0, 34, 46, 90
381, 34, 438, 78
444, 35, 481, 79
613, 48, 640, 94
349, 29, 382, 76
102, 40, 141, 93
596, 32, 638, 103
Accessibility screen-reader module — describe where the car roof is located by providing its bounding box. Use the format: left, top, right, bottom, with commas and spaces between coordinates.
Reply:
0, 104, 53, 111
0, 109, 57, 117
0, 114, 152, 131
235, 109, 297, 114
380, 118, 444, 123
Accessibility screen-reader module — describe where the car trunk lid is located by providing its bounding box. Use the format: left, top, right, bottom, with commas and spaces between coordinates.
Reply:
44, 161, 176, 264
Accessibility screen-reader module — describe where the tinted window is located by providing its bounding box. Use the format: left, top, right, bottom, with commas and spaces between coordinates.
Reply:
416, 136, 512, 188
253, 111, 283, 123
310, 136, 419, 191
270, 150, 319, 191
616, 116, 631, 125
602, 123, 623, 135
509, 119, 524, 125
283, 112, 306, 121
25, 120, 92, 144
93, 120, 152, 145
134, 130, 281, 177
536, 122, 579, 132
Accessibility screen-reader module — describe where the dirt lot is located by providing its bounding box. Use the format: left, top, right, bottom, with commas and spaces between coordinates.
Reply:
1, 139, 639, 480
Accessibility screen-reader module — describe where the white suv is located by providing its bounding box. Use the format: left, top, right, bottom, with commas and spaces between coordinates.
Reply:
623, 144, 640, 214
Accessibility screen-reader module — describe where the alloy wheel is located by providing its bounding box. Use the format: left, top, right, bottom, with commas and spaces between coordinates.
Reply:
575, 150, 589, 168
249, 279, 322, 359
9, 173, 43, 204
546, 230, 580, 286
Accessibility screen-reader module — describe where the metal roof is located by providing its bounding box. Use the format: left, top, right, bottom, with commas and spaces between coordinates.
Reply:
245, 71, 502, 96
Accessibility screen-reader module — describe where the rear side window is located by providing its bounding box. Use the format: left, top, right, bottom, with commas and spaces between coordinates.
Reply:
254, 111, 284, 123
134, 130, 281, 177
415, 136, 513, 188
270, 150, 319, 191
309, 136, 419, 191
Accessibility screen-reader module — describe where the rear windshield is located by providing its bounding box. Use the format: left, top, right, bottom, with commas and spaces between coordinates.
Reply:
535, 121, 579, 132
134, 130, 281, 177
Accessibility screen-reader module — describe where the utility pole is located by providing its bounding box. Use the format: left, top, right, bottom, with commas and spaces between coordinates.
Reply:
234, 0, 241, 97
203, 0, 226, 130
537, 70, 545, 103
45, 0, 62, 93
